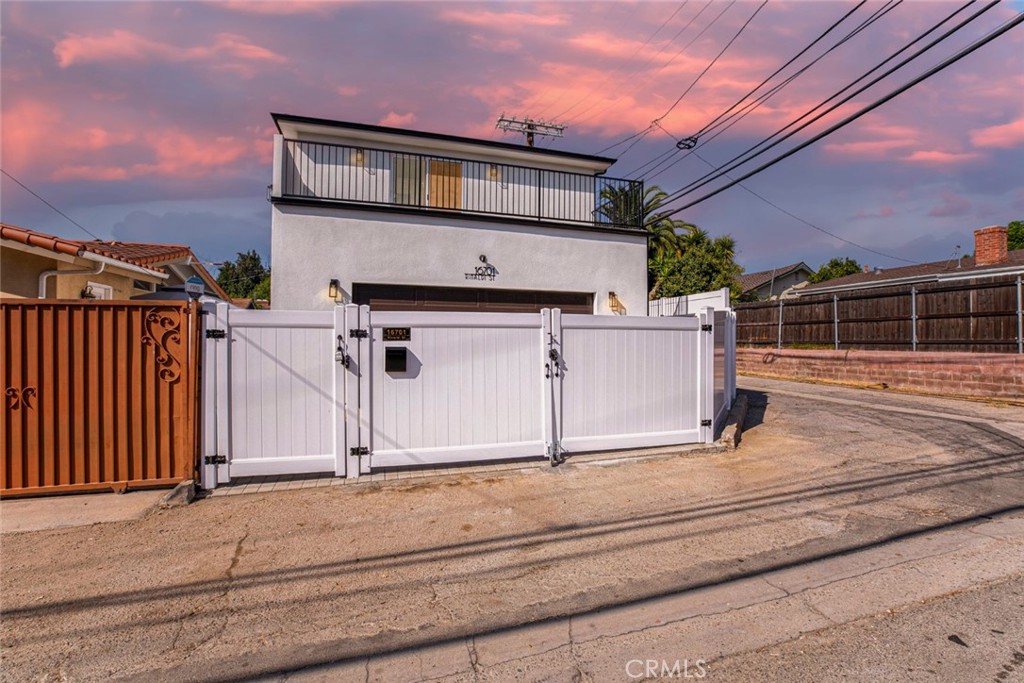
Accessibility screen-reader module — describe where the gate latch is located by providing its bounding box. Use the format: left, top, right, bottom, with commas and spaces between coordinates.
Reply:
701, 324, 713, 332
349, 329, 369, 339
206, 329, 227, 339
701, 419, 713, 427
350, 446, 369, 457
204, 455, 227, 465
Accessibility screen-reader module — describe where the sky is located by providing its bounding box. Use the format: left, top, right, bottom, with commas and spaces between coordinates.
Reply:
2, 0, 1023, 276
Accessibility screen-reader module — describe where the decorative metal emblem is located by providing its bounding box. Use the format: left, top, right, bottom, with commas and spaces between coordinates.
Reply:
465, 255, 499, 281
142, 308, 182, 383
5, 387, 36, 411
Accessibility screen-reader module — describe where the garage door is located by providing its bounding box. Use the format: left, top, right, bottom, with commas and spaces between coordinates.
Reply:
352, 283, 594, 313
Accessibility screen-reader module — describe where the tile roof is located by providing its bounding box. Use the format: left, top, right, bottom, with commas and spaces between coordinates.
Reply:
738, 262, 812, 293
800, 249, 1024, 293
1, 223, 230, 300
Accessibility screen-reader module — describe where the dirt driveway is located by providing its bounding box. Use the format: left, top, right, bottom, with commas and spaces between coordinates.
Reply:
2, 378, 1022, 682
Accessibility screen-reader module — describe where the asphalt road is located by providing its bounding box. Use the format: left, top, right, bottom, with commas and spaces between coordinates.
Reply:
2, 377, 1022, 683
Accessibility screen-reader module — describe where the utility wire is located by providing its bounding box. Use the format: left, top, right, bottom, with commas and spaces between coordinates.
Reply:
690, 0, 867, 139
653, 0, 768, 127
633, 0, 906, 182
534, 1, 691, 121
690, 151, 915, 264
1, 168, 103, 241
664, 0, 996, 201
661, 10, 1024, 218
565, 0, 730, 127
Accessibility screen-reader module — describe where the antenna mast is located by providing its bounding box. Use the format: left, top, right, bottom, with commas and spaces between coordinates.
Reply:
495, 114, 565, 147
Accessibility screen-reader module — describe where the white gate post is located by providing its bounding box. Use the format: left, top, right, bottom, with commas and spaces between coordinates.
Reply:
544, 308, 564, 465
337, 307, 354, 479
342, 303, 363, 479
357, 305, 372, 475
213, 302, 231, 484
699, 307, 715, 444
199, 301, 219, 489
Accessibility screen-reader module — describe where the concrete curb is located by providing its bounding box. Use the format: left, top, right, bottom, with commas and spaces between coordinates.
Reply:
158, 480, 196, 509
717, 393, 749, 449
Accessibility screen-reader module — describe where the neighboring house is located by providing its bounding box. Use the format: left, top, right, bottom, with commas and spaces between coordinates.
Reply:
797, 226, 1022, 296
738, 261, 813, 300
0, 223, 228, 301
268, 113, 648, 314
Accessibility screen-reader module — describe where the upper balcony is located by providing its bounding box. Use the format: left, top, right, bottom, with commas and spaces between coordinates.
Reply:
270, 138, 645, 231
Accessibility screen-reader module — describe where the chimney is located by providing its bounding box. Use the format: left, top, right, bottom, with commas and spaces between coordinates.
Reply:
974, 225, 1008, 267
863, 265, 870, 273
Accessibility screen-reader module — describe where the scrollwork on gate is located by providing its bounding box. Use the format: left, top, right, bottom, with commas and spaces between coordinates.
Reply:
142, 308, 182, 383
5, 387, 36, 410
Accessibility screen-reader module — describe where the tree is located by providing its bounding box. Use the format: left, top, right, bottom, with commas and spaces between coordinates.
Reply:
652, 225, 744, 301
1008, 220, 1024, 251
597, 184, 740, 300
216, 250, 270, 298
809, 257, 862, 284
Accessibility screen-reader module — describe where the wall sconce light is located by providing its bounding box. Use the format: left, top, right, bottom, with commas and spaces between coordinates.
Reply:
487, 164, 501, 181
80, 285, 96, 299
353, 149, 366, 166
328, 278, 340, 300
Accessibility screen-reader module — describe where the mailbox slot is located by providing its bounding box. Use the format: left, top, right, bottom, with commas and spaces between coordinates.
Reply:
385, 347, 408, 373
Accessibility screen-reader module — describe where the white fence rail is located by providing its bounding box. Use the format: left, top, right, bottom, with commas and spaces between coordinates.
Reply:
201, 305, 736, 488
649, 287, 731, 317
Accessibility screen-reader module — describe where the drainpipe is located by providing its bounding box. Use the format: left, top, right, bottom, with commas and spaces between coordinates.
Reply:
39, 262, 105, 298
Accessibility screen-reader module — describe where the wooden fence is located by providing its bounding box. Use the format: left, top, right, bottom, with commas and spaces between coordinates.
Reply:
735, 274, 1022, 353
1, 301, 201, 497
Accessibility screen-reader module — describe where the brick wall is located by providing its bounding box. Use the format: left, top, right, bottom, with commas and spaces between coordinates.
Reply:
737, 347, 1024, 400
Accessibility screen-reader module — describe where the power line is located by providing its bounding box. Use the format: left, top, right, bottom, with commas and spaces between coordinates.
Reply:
653, 0, 768, 127
533, 1, 691, 121
1, 168, 103, 241
690, 151, 915, 264
661, 9, 1024, 218
565, 0, 731, 127
664, 0, 997, 202
633, 0, 907, 182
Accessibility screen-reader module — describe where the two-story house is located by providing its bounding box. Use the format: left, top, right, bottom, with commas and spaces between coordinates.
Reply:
268, 114, 648, 314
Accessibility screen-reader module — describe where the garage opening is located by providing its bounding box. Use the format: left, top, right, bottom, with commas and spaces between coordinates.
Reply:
352, 283, 594, 313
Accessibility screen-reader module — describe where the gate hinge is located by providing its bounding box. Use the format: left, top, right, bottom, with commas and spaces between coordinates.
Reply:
350, 446, 369, 456
701, 419, 713, 427
206, 329, 227, 339
204, 455, 227, 465
349, 329, 369, 339
701, 324, 713, 332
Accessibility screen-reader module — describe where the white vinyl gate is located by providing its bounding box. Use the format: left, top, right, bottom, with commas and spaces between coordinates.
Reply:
200, 303, 735, 488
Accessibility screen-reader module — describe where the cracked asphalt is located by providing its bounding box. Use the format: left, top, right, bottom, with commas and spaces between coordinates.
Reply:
2, 377, 1023, 683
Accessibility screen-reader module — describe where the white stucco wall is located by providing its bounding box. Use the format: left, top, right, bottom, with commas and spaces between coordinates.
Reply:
270, 205, 648, 315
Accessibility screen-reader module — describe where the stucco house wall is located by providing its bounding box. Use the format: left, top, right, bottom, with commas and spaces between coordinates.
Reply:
270, 204, 649, 315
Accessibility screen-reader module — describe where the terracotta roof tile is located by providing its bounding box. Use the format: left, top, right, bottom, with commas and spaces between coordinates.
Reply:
1, 223, 231, 301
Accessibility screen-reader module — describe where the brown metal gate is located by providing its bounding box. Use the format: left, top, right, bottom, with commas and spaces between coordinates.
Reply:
1, 301, 201, 497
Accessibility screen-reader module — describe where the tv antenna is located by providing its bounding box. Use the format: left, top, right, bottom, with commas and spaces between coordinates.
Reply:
495, 114, 565, 147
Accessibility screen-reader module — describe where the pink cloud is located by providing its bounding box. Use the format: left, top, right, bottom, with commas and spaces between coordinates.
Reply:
969, 117, 1024, 149
823, 139, 917, 159
219, 1, 336, 15
854, 205, 896, 219
378, 111, 417, 128
441, 9, 568, 30
904, 150, 983, 165
336, 85, 361, 97
54, 30, 286, 68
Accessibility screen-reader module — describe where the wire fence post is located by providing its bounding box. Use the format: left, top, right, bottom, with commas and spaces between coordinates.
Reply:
911, 286, 918, 352
831, 294, 839, 350
777, 299, 784, 349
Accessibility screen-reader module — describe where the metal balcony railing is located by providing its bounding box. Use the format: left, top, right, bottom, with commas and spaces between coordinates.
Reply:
278, 139, 644, 230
